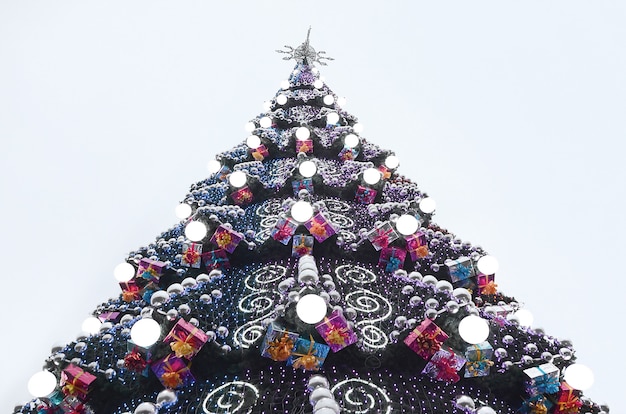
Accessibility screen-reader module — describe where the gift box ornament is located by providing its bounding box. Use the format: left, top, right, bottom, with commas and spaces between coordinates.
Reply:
406, 232, 429, 261
367, 221, 399, 251
296, 139, 313, 154
151, 354, 195, 389
524, 363, 561, 395
136, 258, 167, 282
250, 144, 269, 161
119, 280, 141, 302
292, 234, 314, 258
464, 341, 494, 377
520, 394, 554, 414
271, 216, 299, 245
477, 273, 498, 295
260, 322, 299, 362
181, 242, 202, 268
404, 319, 449, 360
378, 164, 392, 179
60, 364, 97, 400
422, 348, 466, 383
338, 146, 359, 161
58, 396, 85, 413
231, 185, 254, 205
140, 281, 159, 303
446, 256, 476, 283
164, 318, 209, 359
378, 247, 406, 273
287, 335, 330, 371
124, 340, 151, 376
215, 165, 232, 182
304, 213, 337, 243
315, 310, 358, 352
97, 311, 120, 323
202, 248, 231, 271
552, 382, 582, 414
210, 225, 243, 253
292, 178, 314, 196
355, 185, 377, 204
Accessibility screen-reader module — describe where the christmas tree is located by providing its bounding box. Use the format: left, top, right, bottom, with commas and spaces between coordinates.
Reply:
19, 32, 607, 414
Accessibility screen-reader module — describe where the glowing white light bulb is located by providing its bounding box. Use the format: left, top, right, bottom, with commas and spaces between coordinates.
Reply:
385, 155, 400, 169
344, 134, 359, 148
477, 255, 499, 275
207, 159, 222, 174
259, 116, 272, 128
458, 315, 490, 344
419, 197, 437, 214
184, 221, 208, 242
175, 203, 192, 219
295, 127, 311, 141
564, 363, 595, 391
299, 160, 317, 178
244, 122, 256, 132
395, 214, 419, 236
313, 79, 324, 89
27, 370, 57, 398
323, 95, 335, 105
81, 316, 102, 335
363, 168, 382, 185
228, 170, 247, 188
280, 80, 290, 90
276, 94, 288, 105
291, 201, 314, 223
113, 262, 135, 282
296, 294, 327, 324
353, 123, 364, 133
246, 135, 261, 149
130, 318, 161, 348
514, 308, 534, 327
326, 112, 340, 125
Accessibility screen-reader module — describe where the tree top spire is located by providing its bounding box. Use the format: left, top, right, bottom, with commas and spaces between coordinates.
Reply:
276, 27, 334, 66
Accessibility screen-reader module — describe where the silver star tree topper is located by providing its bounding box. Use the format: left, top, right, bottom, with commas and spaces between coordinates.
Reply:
276, 27, 334, 66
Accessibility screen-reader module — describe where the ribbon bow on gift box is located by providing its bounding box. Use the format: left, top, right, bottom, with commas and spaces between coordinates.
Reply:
124, 349, 148, 372
294, 238, 312, 256
182, 248, 200, 265
62, 371, 91, 398
372, 227, 394, 249
308, 221, 328, 239
215, 231, 233, 249
267, 333, 295, 362
532, 367, 560, 394
431, 353, 461, 383
415, 335, 443, 356
292, 336, 324, 371
159, 358, 190, 389
452, 263, 471, 280
169, 327, 202, 359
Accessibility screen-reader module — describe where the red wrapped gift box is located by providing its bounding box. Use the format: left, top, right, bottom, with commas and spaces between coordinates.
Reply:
404, 319, 449, 360
355, 185, 377, 204
422, 348, 466, 383
210, 225, 243, 253
60, 364, 97, 401
164, 319, 209, 359
367, 221, 399, 251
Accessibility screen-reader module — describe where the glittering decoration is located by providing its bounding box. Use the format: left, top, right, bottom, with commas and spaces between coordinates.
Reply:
276, 27, 334, 66
16, 36, 606, 414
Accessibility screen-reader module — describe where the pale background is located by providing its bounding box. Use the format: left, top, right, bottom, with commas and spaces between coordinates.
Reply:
0, 1, 623, 413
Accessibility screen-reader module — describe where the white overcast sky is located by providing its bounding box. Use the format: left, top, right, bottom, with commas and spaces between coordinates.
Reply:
1, 1, 624, 413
